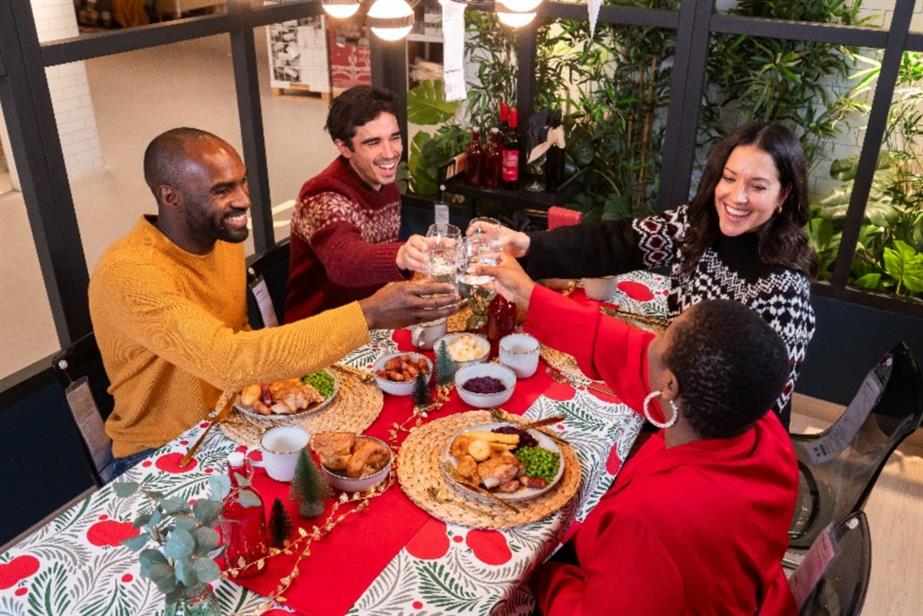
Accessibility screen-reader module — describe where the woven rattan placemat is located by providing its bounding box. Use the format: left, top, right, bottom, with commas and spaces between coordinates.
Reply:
220, 372, 384, 446
397, 411, 581, 529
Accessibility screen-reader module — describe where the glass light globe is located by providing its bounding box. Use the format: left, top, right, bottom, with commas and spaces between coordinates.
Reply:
497, 0, 543, 12
322, 2, 361, 19
496, 11, 536, 28
368, 0, 414, 41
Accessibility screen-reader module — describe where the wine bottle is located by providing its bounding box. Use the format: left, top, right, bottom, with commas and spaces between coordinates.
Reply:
465, 127, 483, 187
501, 108, 520, 190
545, 111, 565, 193
484, 127, 502, 189
499, 103, 510, 140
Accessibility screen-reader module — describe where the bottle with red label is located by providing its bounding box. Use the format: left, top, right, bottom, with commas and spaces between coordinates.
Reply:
486, 294, 517, 359
465, 127, 483, 187
484, 127, 503, 189
501, 108, 520, 190
219, 452, 268, 578
499, 102, 510, 139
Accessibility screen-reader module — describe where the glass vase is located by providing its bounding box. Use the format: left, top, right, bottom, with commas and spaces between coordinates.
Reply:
164, 585, 220, 616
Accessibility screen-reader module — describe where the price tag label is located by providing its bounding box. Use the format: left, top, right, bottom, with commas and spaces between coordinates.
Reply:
434, 203, 449, 226
65, 377, 113, 472
807, 370, 883, 465
789, 524, 840, 609
250, 276, 279, 328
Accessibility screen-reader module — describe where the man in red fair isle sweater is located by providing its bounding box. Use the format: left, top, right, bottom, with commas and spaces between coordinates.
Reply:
284, 86, 427, 322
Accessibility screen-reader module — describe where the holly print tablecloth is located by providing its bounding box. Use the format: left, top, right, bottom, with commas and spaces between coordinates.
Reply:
0, 274, 667, 616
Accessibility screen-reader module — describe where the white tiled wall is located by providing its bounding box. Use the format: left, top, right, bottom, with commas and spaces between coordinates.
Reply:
31, 0, 103, 179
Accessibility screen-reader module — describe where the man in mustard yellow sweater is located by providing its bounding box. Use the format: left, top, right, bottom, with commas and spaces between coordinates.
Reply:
89, 128, 457, 471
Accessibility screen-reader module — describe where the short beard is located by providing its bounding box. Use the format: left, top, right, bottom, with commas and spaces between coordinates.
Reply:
218, 224, 249, 244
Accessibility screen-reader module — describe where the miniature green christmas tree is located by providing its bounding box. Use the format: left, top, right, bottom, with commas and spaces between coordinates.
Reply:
269, 497, 291, 548
290, 449, 330, 518
435, 341, 456, 386
412, 370, 431, 408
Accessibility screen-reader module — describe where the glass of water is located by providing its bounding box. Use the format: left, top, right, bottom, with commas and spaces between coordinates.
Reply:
458, 217, 501, 286
425, 223, 462, 285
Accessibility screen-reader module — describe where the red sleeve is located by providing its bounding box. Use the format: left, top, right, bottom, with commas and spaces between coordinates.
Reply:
525, 285, 655, 414
309, 223, 405, 287
531, 514, 684, 615
290, 192, 405, 287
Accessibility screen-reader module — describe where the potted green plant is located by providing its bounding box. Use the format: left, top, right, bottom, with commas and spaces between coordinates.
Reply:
114, 474, 237, 615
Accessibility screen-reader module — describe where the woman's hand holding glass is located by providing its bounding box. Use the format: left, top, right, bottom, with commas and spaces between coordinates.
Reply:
467, 219, 531, 258
474, 253, 537, 310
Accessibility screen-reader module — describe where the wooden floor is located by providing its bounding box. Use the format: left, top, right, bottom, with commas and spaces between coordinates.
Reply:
790, 394, 923, 615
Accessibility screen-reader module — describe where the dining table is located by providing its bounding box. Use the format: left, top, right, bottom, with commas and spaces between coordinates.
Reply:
0, 272, 669, 616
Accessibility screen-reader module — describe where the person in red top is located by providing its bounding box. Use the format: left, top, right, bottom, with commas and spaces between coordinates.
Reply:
285, 86, 427, 322
480, 256, 799, 615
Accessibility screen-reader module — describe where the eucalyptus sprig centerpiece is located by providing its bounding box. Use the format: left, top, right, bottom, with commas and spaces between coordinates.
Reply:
113, 473, 252, 614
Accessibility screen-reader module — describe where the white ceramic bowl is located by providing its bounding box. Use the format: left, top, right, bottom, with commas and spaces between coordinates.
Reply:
435, 333, 490, 372
319, 436, 393, 493
372, 352, 433, 396
455, 363, 516, 408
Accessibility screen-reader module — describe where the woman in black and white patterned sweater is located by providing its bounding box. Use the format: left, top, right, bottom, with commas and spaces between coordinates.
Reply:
503, 122, 817, 426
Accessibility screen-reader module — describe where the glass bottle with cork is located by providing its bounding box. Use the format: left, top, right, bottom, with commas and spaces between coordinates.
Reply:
484, 127, 503, 189
219, 452, 268, 578
544, 110, 565, 193
486, 294, 517, 359
501, 108, 520, 190
465, 127, 483, 187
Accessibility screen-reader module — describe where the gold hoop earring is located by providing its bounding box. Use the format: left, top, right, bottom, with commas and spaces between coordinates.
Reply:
642, 390, 678, 429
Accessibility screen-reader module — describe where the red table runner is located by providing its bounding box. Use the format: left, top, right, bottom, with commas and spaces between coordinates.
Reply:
236, 329, 555, 615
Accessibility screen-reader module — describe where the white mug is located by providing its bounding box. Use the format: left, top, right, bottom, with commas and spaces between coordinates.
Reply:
252, 425, 309, 482
412, 317, 448, 350
499, 333, 540, 379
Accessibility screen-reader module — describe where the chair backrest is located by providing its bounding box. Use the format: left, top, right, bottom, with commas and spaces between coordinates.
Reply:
0, 368, 99, 548
51, 332, 115, 486
789, 342, 923, 549
791, 511, 872, 616
246, 238, 290, 329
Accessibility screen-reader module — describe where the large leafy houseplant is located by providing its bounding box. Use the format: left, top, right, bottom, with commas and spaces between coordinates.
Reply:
808, 51, 923, 299
534, 6, 677, 221
701, 0, 872, 172
406, 79, 464, 197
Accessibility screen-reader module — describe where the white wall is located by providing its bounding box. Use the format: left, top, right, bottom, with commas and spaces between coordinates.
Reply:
0, 0, 105, 188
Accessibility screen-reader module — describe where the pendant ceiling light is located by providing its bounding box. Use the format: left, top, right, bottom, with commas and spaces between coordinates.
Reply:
322, 0, 361, 19
495, 9, 536, 28
366, 0, 416, 41
496, 0, 542, 12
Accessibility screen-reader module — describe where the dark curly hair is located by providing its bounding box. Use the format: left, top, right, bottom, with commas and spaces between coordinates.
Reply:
325, 86, 399, 147
663, 300, 789, 439
680, 122, 817, 278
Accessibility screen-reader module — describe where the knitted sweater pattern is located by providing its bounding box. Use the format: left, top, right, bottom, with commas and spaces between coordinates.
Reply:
285, 157, 403, 322
631, 205, 815, 411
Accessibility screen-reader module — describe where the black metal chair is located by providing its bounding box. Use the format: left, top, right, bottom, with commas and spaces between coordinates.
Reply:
51, 332, 116, 486
788, 342, 923, 553
246, 238, 290, 329
790, 511, 872, 616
